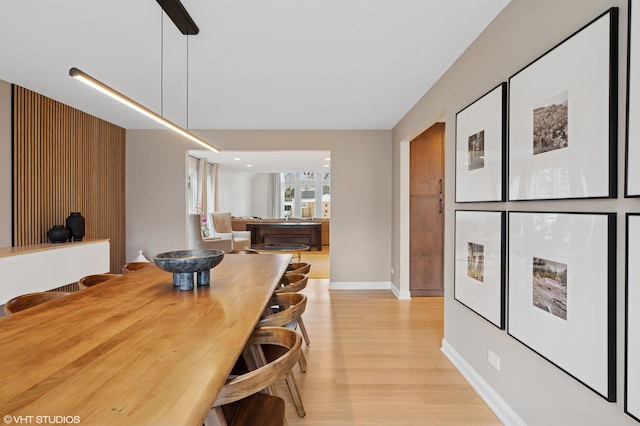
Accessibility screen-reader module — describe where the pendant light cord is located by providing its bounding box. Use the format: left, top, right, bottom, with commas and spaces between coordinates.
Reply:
159, 7, 192, 132
186, 35, 189, 131
160, 11, 164, 117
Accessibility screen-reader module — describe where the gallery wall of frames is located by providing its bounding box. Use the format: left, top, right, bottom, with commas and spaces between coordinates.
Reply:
453, 4, 640, 420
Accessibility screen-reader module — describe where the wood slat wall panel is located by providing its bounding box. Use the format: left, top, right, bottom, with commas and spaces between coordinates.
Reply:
12, 86, 126, 273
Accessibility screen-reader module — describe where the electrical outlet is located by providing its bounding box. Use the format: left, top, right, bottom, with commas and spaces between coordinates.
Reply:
391, 268, 395, 275
488, 350, 501, 371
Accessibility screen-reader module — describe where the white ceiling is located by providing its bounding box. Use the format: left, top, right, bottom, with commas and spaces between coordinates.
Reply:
0, 0, 509, 132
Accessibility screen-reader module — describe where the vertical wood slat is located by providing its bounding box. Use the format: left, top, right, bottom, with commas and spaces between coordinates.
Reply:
12, 86, 126, 273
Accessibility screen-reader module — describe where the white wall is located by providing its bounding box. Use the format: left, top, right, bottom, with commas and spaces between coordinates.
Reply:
251, 173, 271, 219
206, 170, 271, 219
125, 130, 192, 262
216, 169, 254, 216
0, 80, 12, 248
127, 129, 392, 284
392, 0, 637, 424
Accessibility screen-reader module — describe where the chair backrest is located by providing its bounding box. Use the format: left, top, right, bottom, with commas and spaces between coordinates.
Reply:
274, 273, 308, 294
78, 273, 121, 289
187, 214, 234, 252
257, 293, 307, 328
4, 291, 69, 315
122, 262, 151, 273
286, 262, 311, 275
228, 249, 260, 254
211, 211, 233, 234
213, 327, 302, 407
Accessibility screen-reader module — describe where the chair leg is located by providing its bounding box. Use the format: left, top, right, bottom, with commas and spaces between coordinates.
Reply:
285, 373, 306, 417
298, 350, 307, 373
204, 407, 228, 426
297, 317, 310, 345
243, 344, 280, 396
241, 345, 260, 371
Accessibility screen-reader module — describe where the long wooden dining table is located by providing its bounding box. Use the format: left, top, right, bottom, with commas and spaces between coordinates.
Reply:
0, 252, 292, 425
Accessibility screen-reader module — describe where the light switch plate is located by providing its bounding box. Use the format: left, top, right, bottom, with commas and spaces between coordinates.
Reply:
488, 350, 501, 371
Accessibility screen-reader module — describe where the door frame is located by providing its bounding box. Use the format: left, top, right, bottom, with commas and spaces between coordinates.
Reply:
399, 140, 411, 298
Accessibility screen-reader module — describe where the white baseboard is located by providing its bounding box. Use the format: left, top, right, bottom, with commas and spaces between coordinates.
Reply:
390, 282, 411, 299
328, 281, 391, 291
441, 339, 526, 426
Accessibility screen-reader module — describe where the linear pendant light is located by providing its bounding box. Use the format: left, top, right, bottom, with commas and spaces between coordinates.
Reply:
156, 0, 199, 35
69, 67, 220, 153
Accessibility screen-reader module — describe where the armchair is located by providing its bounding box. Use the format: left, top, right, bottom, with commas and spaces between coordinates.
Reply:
187, 214, 232, 252
208, 212, 251, 252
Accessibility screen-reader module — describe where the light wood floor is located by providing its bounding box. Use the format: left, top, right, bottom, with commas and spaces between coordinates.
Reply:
298, 246, 330, 279
278, 279, 502, 425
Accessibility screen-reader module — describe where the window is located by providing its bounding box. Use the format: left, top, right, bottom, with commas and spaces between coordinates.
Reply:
281, 171, 330, 218
283, 185, 296, 218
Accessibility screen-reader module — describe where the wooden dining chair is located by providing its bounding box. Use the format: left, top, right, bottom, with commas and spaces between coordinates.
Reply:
78, 273, 121, 289
258, 293, 309, 374
205, 327, 303, 426
274, 273, 308, 294
273, 274, 310, 346
122, 261, 151, 273
4, 291, 69, 315
286, 262, 311, 275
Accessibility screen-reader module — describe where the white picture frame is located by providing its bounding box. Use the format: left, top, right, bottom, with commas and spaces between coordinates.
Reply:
454, 210, 505, 328
508, 9, 618, 200
455, 83, 506, 202
508, 211, 616, 401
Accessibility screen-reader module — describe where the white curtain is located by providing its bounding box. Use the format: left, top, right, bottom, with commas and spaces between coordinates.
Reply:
212, 163, 219, 212
198, 159, 208, 216
267, 173, 281, 219
196, 160, 220, 217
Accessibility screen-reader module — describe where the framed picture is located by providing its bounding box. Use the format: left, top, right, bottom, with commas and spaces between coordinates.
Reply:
508, 211, 616, 401
626, 214, 640, 420
508, 8, 618, 200
455, 83, 507, 202
627, 2, 640, 197
454, 210, 505, 329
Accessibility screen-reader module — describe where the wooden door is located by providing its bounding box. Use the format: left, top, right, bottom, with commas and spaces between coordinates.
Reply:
410, 123, 444, 296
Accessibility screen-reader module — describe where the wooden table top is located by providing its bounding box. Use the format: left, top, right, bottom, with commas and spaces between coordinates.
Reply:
0, 253, 291, 425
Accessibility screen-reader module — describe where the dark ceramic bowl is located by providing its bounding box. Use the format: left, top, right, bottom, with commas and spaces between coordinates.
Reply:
154, 249, 225, 290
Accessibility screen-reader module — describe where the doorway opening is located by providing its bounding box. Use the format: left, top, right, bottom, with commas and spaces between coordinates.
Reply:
187, 149, 331, 279
409, 122, 445, 297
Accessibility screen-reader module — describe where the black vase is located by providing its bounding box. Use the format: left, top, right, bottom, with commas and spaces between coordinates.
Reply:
48, 225, 70, 243
66, 212, 85, 241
